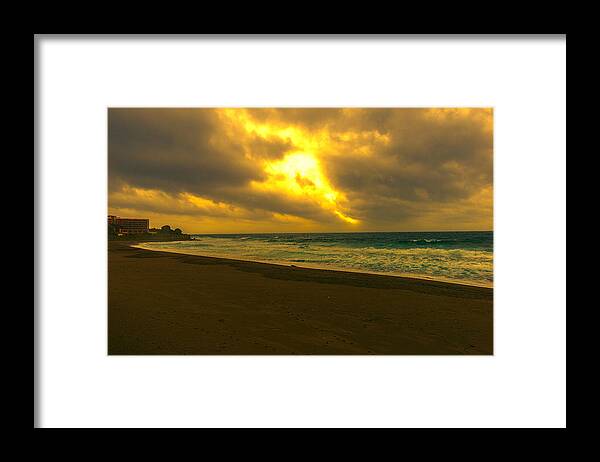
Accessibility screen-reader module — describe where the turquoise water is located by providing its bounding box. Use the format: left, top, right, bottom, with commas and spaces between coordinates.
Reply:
137, 231, 493, 287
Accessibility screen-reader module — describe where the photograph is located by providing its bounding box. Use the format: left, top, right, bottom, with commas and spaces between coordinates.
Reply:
108, 108, 493, 355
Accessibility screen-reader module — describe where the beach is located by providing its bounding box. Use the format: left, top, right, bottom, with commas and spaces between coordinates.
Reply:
108, 242, 493, 355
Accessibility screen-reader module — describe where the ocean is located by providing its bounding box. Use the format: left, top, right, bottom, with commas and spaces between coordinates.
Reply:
136, 231, 493, 287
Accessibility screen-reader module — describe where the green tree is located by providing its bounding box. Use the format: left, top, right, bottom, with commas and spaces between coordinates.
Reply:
108, 223, 118, 238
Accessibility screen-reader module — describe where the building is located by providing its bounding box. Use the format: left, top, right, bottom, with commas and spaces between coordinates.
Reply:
108, 215, 149, 235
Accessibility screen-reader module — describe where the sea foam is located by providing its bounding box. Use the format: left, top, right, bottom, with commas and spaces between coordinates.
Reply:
137, 231, 493, 287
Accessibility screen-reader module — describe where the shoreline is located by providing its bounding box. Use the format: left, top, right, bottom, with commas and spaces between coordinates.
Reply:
131, 242, 493, 289
109, 241, 493, 355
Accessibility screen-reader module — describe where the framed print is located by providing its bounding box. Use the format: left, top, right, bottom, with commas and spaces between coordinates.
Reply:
35, 34, 566, 428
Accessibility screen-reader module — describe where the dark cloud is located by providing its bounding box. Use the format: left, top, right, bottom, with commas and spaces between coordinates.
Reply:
109, 109, 261, 195
320, 109, 493, 224
108, 108, 492, 231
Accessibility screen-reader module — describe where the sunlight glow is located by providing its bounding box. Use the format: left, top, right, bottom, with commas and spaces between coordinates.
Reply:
255, 152, 359, 224
219, 109, 359, 224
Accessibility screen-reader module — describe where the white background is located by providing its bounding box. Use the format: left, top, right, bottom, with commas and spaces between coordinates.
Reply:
36, 35, 566, 428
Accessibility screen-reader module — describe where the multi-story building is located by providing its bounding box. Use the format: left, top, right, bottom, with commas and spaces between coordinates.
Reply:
108, 215, 149, 235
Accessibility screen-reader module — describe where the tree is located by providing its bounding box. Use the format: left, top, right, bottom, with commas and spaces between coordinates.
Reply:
160, 225, 172, 233
174, 228, 182, 235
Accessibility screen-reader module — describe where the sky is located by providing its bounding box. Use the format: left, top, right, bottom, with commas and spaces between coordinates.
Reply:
108, 108, 493, 233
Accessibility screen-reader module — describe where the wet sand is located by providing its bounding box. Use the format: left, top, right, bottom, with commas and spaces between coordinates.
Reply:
108, 242, 493, 355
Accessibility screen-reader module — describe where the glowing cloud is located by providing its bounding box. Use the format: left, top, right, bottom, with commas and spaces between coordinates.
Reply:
218, 109, 359, 224
253, 152, 359, 224
108, 108, 492, 233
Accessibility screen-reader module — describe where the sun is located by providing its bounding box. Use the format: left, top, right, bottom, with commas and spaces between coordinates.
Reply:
218, 109, 359, 225
266, 153, 323, 193
256, 152, 359, 224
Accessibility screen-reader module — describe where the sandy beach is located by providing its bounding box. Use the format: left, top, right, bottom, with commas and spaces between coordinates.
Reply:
108, 242, 493, 355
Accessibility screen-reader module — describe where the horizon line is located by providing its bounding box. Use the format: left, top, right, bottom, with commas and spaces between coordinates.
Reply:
185, 230, 494, 235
